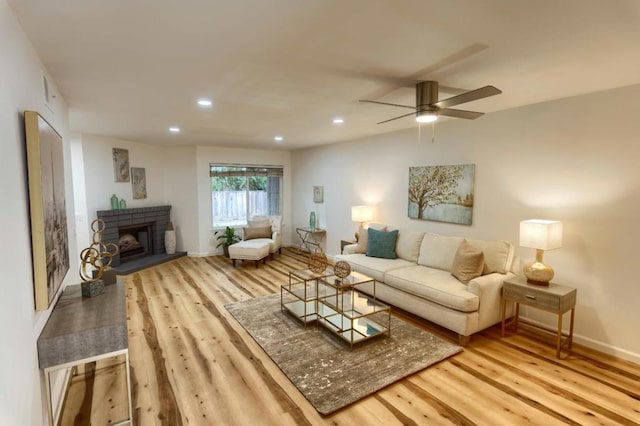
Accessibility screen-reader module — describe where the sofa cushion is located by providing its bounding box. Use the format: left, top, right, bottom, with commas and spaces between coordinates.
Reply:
366, 228, 398, 259
467, 239, 514, 274
451, 240, 485, 284
395, 230, 425, 262
355, 223, 387, 254
417, 233, 465, 272
243, 226, 272, 240
385, 266, 480, 312
334, 253, 414, 282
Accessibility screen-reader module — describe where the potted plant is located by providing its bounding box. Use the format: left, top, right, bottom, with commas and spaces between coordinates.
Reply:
215, 226, 241, 257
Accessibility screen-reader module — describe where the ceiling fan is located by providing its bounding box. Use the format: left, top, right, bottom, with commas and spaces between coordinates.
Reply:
360, 81, 501, 124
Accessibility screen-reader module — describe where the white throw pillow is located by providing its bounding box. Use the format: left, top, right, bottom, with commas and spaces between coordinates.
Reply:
395, 230, 425, 262
417, 233, 465, 272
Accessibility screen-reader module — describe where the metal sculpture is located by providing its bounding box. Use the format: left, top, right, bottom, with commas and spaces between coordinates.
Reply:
79, 219, 119, 283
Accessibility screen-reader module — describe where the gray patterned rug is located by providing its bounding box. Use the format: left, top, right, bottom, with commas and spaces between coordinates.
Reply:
225, 294, 462, 415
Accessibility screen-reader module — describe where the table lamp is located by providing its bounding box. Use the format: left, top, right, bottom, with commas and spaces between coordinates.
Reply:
519, 219, 563, 286
351, 205, 373, 241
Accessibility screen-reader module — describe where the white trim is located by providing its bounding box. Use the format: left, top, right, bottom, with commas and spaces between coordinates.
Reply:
520, 316, 640, 364
187, 251, 217, 257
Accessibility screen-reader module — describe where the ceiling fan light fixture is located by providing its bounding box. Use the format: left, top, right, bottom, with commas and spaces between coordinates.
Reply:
416, 112, 437, 123
197, 98, 213, 107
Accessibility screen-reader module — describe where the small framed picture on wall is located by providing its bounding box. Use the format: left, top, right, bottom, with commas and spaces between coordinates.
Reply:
131, 167, 147, 199
313, 186, 324, 203
112, 148, 130, 182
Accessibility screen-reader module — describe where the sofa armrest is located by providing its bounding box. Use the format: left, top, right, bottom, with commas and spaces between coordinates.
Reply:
467, 271, 516, 329
343, 244, 358, 255
271, 230, 281, 249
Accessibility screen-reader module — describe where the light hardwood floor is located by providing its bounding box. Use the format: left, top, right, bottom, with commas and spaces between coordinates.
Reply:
60, 248, 640, 425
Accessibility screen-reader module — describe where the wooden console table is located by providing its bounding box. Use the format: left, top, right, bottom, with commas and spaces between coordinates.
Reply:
38, 281, 132, 425
296, 227, 326, 253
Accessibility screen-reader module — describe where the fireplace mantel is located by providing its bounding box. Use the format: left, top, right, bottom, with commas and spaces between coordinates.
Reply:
96, 206, 171, 267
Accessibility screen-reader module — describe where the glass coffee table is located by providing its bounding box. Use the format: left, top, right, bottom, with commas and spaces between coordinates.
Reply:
281, 267, 334, 325
281, 268, 391, 347
316, 271, 391, 348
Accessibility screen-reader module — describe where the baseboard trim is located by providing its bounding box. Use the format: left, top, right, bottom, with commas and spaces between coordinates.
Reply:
187, 251, 217, 257
520, 316, 640, 364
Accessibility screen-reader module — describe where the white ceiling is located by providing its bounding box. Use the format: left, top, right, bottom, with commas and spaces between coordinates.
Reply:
9, 0, 640, 150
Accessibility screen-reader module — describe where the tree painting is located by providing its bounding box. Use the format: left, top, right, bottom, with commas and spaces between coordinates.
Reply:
408, 164, 475, 225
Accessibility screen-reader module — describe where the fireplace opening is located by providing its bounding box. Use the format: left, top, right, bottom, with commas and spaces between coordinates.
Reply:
118, 223, 153, 263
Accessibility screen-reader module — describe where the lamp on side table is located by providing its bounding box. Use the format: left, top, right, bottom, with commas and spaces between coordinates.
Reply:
520, 219, 563, 286
351, 205, 374, 241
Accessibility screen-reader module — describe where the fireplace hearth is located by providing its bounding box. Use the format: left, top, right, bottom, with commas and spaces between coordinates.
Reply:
96, 206, 171, 267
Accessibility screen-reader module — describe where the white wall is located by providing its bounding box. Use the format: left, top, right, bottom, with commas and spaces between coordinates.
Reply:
163, 146, 199, 252
291, 83, 640, 363
195, 145, 293, 255
77, 139, 293, 255
70, 135, 90, 259
0, 1, 78, 424
79, 134, 170, 248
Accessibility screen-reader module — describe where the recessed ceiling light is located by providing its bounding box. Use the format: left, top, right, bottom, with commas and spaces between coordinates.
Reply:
333, 117, 344, 124
169, 126, 180, 133
274, 135, 284, 142
197, 98, 213, 107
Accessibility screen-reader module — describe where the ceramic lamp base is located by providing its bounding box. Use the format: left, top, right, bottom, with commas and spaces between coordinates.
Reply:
523, 250, 554, 286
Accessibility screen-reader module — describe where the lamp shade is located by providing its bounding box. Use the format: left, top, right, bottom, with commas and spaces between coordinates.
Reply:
351, 205, 374, 223
519, 220, 563, 250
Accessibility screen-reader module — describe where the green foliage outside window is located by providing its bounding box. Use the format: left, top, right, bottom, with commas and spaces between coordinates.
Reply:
212, 176, 267, 191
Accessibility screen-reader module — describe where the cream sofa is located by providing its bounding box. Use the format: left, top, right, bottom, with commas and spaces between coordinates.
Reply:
335, 229, 518, 345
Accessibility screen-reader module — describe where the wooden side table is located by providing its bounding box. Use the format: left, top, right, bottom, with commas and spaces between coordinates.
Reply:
501, 277, 577, 358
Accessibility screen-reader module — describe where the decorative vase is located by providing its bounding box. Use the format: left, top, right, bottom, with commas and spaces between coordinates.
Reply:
165, 230, 176, 254
119, 198, 126, 209
309, 211, 316, 231
111, 194, 119, 210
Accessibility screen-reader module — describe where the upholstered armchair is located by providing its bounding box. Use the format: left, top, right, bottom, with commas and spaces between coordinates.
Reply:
243, 215, 282, 257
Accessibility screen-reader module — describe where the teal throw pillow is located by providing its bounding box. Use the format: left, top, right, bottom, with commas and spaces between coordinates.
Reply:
366, 228, 399, 259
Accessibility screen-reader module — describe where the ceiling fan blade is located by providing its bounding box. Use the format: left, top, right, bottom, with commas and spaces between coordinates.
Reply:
433, 85, 502, 109
359, 100, 415, 110
377, 111, 417, 124
439, 108, 484, 120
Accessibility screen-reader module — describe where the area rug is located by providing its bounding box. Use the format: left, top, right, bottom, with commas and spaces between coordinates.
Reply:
225, 293, 462, 415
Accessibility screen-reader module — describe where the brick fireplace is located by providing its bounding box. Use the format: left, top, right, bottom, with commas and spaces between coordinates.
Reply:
96, 206, 171, 267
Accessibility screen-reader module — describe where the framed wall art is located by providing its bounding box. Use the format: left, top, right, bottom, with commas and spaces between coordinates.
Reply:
131, 167, 147, 199
24, 111, 70, 310
112, 148, 130, 182
313, 185, 324, 203
408, 163, 475, 225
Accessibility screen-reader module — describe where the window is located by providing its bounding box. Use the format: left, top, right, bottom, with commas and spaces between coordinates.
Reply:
211, 164, 283, 228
